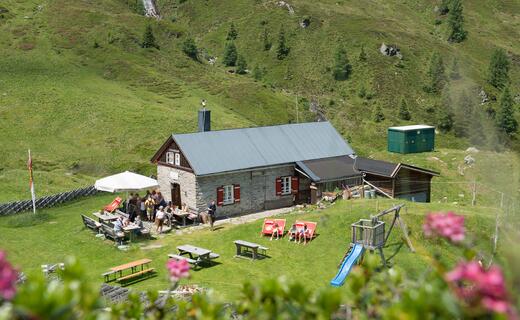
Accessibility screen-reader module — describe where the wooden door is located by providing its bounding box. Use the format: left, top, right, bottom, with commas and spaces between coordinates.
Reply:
171, 183, 182, 207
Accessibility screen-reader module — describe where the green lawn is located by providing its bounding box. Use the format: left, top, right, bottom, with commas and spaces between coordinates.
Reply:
0, 195, 497, 300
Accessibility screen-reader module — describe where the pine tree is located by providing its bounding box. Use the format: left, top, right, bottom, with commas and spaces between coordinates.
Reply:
262, 28, 271, 51
374, 105, 385, 123
332, 45, 352, 81
425, 52, 445, 94
182, 37, 198, 60
398, 98, 412, 120
236, 55, 247, 74
449, 57, 461, 80
358, 45, 367, 61
487, 48, 510, 89
447, 0, 467, 43
141, 24, 158, 49
226, 23, 238, 40
439, 0, 451, 15
496, 86, 518, 136
223, 42, 238, 66
276, 28, 289, 60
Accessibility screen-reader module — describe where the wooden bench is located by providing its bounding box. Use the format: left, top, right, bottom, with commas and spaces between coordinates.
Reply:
81, 214, 101, 232
234, 240, 269, 260
209, 253, 220, 259
101, 224, 126, 244
168, 254, 197, 265
102, 270, 117, 282
116, 268, 155, 284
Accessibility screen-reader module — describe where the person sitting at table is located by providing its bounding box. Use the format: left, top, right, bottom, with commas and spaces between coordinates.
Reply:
123, 217, 131, 227
155, 206, 166, 234
270, 222, 281, 241
133, 215, 143, 235
288, 223, 297, 242
113, 217, 125, 244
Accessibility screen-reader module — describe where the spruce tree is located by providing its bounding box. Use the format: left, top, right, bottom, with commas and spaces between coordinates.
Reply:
182, 37, 198, 60
374, 105, 385, 123
141, 24, 158, 49
227, 23, 238, 40
447, 0, 467, 43
496, 86, 518, 136
276, 28, 289, 60
332, 45, 352, 81
262, 28, 271, 51
487, 48, 510, 89
426, 52, 446, 94
223, 42, 238, 66
236, 55, 247, 74
398, 98, 412, 121
359, 45, 367, 61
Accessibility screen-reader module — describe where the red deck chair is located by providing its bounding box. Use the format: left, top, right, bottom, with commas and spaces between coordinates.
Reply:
260, 218, 286, 237
104, 197, 122, 213
295, 220, 317, 242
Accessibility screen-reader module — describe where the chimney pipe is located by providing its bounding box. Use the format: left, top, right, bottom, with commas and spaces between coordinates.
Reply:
198, 100, 211, 132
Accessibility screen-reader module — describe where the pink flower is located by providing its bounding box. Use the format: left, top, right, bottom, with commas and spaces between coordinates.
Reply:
0, 251, 18, 301
166, 259, 190, 282
423, 212, 465, 243
446, 261, 516, 317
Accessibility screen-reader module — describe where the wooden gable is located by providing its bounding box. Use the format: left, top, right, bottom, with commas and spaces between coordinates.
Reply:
151, 137, 193, 172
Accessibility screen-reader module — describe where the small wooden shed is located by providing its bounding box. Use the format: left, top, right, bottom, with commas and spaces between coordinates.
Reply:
388, 125, 435, 154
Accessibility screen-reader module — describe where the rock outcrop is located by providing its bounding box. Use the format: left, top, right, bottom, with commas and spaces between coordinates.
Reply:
380, 43, 402, 59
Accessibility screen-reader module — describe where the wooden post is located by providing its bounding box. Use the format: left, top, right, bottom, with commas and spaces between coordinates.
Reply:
471, 181, 477, 206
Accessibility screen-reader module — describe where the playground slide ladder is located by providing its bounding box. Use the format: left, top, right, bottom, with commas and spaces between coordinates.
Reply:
330, 243, 364, 287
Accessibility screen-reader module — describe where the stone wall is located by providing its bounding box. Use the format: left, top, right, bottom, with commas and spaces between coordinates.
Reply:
157, 165, 197, 209
196, 165, 295, 218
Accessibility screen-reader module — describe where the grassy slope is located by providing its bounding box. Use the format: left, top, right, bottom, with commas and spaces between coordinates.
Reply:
0, 196, 498, 300
0, 0, 518, 202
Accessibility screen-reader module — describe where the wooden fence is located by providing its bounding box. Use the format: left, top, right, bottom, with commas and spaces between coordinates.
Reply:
0, 186, 98, 216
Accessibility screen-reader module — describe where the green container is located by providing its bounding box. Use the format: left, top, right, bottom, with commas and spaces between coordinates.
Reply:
387, 125, 435, 154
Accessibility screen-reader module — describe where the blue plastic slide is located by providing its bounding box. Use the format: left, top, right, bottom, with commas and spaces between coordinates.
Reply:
330, 243, 365, 287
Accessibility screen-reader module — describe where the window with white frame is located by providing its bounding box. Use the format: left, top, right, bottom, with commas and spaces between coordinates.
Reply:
281, 176, 291, 195
174, 153, 181, 166
166, 151, 175, 165
223, 185, 234, 205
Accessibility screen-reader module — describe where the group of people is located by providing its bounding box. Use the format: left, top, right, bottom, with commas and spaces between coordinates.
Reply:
122, 191, 218, 234
270, 222, 311, 245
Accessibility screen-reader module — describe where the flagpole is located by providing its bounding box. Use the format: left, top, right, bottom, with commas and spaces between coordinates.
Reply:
28, 149, 36, 214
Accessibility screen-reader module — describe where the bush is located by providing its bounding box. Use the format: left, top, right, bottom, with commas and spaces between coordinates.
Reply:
182, 37, 198, 60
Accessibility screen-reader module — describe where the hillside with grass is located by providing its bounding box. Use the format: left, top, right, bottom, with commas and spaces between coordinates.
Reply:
0, 0, 519, 201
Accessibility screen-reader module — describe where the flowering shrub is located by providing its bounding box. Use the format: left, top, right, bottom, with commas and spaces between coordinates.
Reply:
446, 261, 516, 317
423, 211, 465, 243
0, 251, 17, 301
166, 259, 190, 283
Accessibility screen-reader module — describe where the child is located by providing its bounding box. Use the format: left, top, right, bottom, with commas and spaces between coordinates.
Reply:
288, 224, 297, 242
270, 222, 280, 241
298, 224, 308, 245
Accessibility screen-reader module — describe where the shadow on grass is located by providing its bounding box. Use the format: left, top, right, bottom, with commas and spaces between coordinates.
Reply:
6, 212, 51, 228
384, 242, 404, 264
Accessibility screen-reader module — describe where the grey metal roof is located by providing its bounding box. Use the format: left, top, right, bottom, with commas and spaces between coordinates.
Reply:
296, 156, 361, 182
173, 122, 355, 176
355, 157, 399, 177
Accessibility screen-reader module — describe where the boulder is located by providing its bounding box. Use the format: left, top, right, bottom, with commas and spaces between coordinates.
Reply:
300, 16, 310, 28
277, 1, 295, 14
380, 43, 402, 59
464, 155, 475, 165
466, 147, 479, 153
479, 88, 489, 104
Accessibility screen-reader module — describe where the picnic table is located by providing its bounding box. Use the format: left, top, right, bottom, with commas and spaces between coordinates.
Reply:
234, 240, 269, 260
123, 224, 141, 242
103, 258, 154, 284
172, 210, 191, 226
93, 211, 119, 223
169, 244, 219, 267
